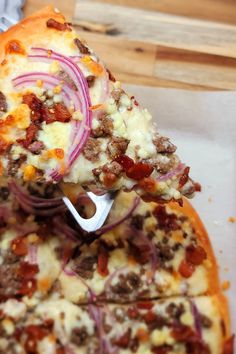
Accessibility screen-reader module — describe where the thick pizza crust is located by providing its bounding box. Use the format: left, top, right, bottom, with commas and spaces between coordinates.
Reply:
0, 6, 66, 62
169, 198, 220, 295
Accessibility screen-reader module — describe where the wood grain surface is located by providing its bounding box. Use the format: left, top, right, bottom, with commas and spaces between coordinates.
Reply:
23, 0, 236, 90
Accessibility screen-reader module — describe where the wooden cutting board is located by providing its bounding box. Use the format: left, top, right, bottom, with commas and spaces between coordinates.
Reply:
23, 0, 236, 90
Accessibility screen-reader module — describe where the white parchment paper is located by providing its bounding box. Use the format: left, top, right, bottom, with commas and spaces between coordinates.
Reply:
125, 85, 236, 337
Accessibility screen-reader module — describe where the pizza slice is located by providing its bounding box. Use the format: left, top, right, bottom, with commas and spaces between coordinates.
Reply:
59, 191, 219, 303
0, 294, 232, 354
0, 6, 196, 202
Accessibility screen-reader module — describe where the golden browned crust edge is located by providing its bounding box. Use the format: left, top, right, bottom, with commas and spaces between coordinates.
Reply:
0, 6, 65, 63
215, 292, 232, 339
169, 198, 220, 295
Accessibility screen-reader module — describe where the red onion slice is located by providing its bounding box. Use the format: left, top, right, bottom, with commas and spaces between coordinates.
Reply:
28, 48, 92, 180
157, 162, 186, 182
13, 72, 81, 110
28, 244, 38, 264
9, 181, 66, 216
189, 300, 202, 339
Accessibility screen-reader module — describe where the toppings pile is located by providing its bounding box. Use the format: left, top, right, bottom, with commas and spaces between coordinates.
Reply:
0, 14, 197, 202
0, 9, 233, 354
0, 180, 233, 353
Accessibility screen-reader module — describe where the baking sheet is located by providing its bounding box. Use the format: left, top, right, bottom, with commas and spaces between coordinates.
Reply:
125, 85, 236, 337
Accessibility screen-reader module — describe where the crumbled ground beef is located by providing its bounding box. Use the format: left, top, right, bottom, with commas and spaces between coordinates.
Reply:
91, 115, 113, 138
102, 161, 123, 176
71, 326, 88, 345
83, 138, 101, 162
28, 141, 45, 155
0, 91, 7, 112
166, 302, 185, 320
7, 154, 27, 177
111, 272, 142, 295
0, 261, 20, 299
153, 206, 180, 232
157, 242, 174, 262
153, 135, 176, 153
58, 70, 77, 91
130, 214, 145, 230
0, 186, 9, 201
150, 155, 177, 174
107, 137, 130, 158
111, 88, 124, 104
73, 256, 97, 279
200, 314, 213, 328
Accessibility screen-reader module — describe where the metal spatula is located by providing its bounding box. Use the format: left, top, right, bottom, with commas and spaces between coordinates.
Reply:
62, 191, 116, 232
0, 12, 116, 232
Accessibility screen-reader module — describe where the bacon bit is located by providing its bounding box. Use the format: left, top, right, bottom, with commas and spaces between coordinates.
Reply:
194, 182, 202, 192
143, 311, 157, 324
23, 165, 36, 181
24, 336, 37, 353
46, 18, 72, 31
221, 280, 231, 291
131, 96, 139, 106
152, 346, 172, 354
127, 306, 139, 319
136, 328, 149, 342
25, 325, 48, 340
11, 237, 28, 256
18, 123, 39, 149
178, 260, 195, 278
223, 335, 235, 354
22, 93, 43, 122
137, 301, 153, 310
5, 40, 25, 55
18, 278, 37, 297
179, 167, 190, 188
114, 328, 131, 348
185, 244, 207, 266
97, 243, 109, 277
24, 324, 51, 353
81, 56, 104, 76
138, 177, 156, 194
126, 162, 154, 181
18, 262, 39, 279
114, 155, 134, 171
171, 324, 198, 342
42, 103, 71, 124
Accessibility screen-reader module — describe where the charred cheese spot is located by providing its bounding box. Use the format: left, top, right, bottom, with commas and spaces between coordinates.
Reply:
5, 40, 26, 55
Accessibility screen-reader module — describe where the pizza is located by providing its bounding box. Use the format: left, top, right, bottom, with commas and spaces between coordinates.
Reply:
0, 295, 231, 354
0, 6, 197, 202
0, 179, 234, 353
